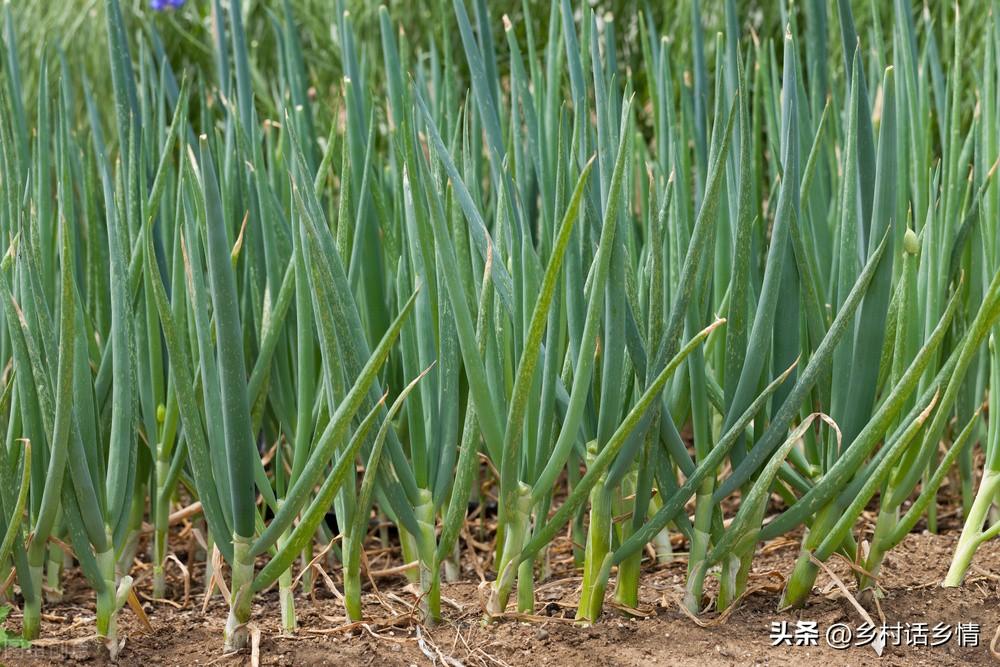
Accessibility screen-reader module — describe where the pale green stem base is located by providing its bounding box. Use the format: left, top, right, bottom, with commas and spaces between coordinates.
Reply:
578, 555, 613, 623
516, 514, 536, 614
153, 459, 170, 600
276, 519, 296, 634
486, 563, 517, 618
516, 558, 534, 614
279, 578, 296, 634
781, 507, 839, 609
925, 465, 938, 534
443, 542, 461, 584
613, 551, 641, 609
343, 553, 362, 622
343, 528, 363, 621
682, 509, 712, 612
486, 484, 532, 618
300, 543, 315, 596
944, 469, 1000, 586
20, 564, 43, 640
96, 543, 133, 661
399, 527, 421, 585
652, 528, 673, 564
577, 479, 611, 623
860, 506, 897, 592
415, 493, 441, 624
540, 544, 553, 581
717, 551, 750, 612
223, 536, 255, 653
116, 489, 145, 576
683, 560, 709, 614
612, 482, 640, 609
779, 550, 818, 610
647, 494, 674, 564
45, 548, 64, 603
278, 561, 296, 633
152, 564, 167, 601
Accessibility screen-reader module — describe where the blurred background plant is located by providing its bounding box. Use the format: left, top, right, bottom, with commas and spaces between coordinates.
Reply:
8, 0, 989, 133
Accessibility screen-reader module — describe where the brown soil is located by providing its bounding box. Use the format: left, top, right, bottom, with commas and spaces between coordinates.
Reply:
1, 530, 998, 667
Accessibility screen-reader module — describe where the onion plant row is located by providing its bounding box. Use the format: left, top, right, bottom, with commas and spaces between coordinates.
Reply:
0, 0, 998, 657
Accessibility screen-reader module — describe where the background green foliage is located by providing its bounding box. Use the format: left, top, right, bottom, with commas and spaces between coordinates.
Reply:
9, 1, 988, 130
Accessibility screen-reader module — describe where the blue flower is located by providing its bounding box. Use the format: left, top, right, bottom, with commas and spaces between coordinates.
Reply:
151, 0, 185, 11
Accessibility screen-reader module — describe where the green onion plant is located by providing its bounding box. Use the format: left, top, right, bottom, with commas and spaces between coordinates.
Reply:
0, 0, 997, 656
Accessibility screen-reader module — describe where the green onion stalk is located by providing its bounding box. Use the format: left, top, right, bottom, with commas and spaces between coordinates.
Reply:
576, 447, 610, 622
415, 15, 604, 611
146, 80, 189, 603
779, 264, 1000, 605
863, 272, 1000, 591
197, 134, 259, 652
43, 519, 64, 603
699, 29, 799, 612
945, 341, 1000, 585
488, 318, 725, 617
610, 469, 642, 608
0, 382, 29, 607
779, 59, 899, 607
943, 4, 1000, 583
151, 394, 179, 600
0, 30, 71, 642
610, 206, 893, 612
612, 180, 672, 609
344, 367, 432, 621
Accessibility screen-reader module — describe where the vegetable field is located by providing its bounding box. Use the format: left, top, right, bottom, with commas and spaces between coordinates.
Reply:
1, 0, 1000, 664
